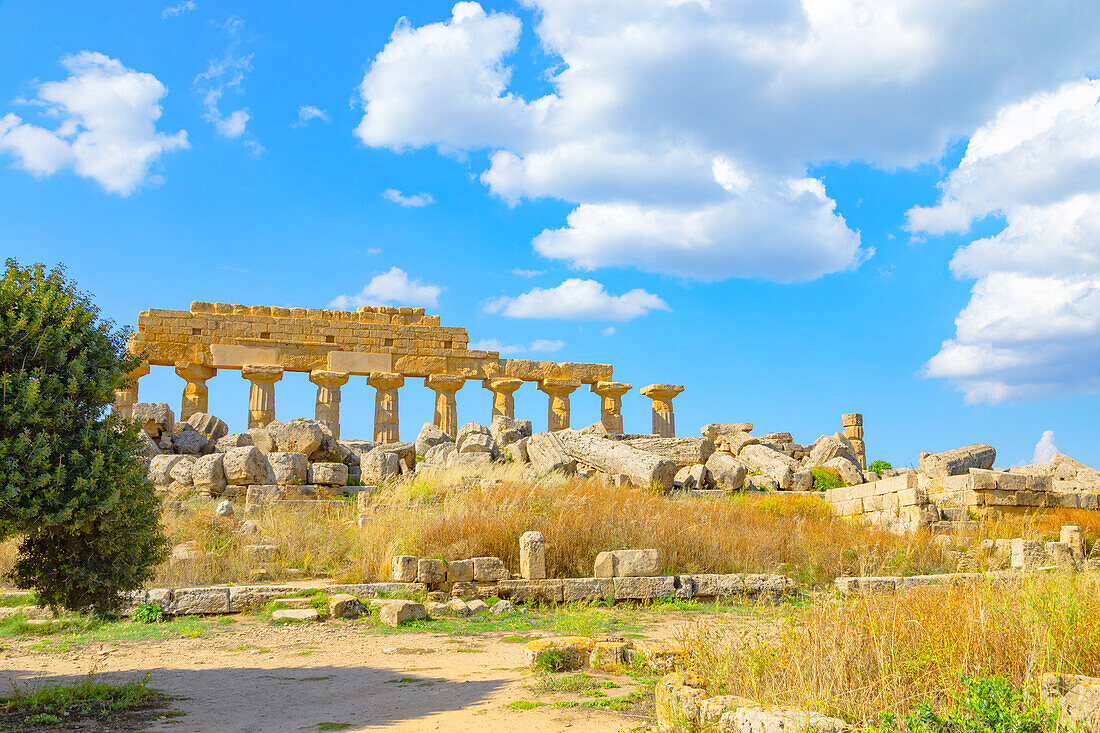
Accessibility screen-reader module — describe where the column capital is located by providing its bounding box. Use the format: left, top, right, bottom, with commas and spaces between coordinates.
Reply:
537, 378, 580, 396
640, 383, 684, 401
590, 381, 632, 398
309, 369, 349, 388
242, 364, 283, 383
175, 360, 216, 381
425, 373, 466, 392
367, 371, 404, 391
483, 377, 524, 393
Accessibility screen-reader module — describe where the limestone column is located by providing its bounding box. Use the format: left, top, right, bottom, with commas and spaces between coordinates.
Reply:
640, 384, 684, 438
842, 413, 866, 468
425, 374, 465, 438
113, 361, 149, 421
368, 371, 404, 443
310, 370, 349, 438
537, 379, 580, 432
483, 377, 523, 420
242, 365, 283, 429
175, 361, 217, 421
590, 381, 632, 434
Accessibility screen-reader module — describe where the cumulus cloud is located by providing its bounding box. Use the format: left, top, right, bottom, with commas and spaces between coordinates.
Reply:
162, 1, 196, 19
382, 188, 434, 207
468, 337, 564, 354
484, 278, 669, 321
194, 17, 262, 154
511, 268, 544, 278
1032, 430, 1059, 465
355, 1, 1100, 282
912, 80, 1100, 402
0, 52, 188, 195
329, 267, 442, 308
602, 327, 615, 337
294, 105, 329, 127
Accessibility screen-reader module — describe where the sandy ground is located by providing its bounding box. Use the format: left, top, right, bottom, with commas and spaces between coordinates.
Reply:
0, 613, 692, 733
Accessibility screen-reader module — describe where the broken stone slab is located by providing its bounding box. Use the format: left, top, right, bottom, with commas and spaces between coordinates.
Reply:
185, 412, 229, 441
447, 558, 474, 583
223, 446, 269, 485
328, 593, 362, 619
809, 433, 860, 467
562, 577, 615, 602
727, 432, 761, 455
191, 454, 227, 494
361, 448, 400, 484
472, 556, 509, 582
701, 424, 754, 442
167, 587, 231, 615
308, 462, 348, 486
823, 455, 864, 486
273, 608, 319, 622
918, 444, 996, 478
132, 402, 175, 437
526, 432, 577, 475
555, 430, 677, 490
267, 452, 308, 486
490, 415, 532, 448
705, 452, 747, 491
595, 549, 660, 578
618, 436, 715, 469
497, 579, 564, 604
376, 599, 427, 627
391, 555, 418, 583
168, 456, 196, 487
739, 444, 803, 490
613, 576, 676, 600
415, 422, 452, 456
272, 420, 325, 456
522, 637, 594, 670
519, 530, 546, 580
174, 428, 212, 455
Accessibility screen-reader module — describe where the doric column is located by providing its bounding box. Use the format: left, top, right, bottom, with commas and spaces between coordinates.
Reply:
483, 377, 523, 420
425, 374, 465, 438
640, 384, 684, 438
590, 381, 632, 434
368, 371, 404, 443
175, 361, 216, 421
537, 378, 580, 432
242, 365, 283, 429
113, 361, 149, 421
310, 370, 349, 438
842, 412, 866, 469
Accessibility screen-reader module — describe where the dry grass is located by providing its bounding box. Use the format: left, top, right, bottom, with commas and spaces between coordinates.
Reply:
678, 573, 1100, 724
150, 464, 951, 587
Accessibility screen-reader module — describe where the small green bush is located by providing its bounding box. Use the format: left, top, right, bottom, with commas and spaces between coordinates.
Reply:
535, 648, 576, 672
870, 460, 893, 478
811, 467, 845, 491
873, 675, 1058, 733
131, 603, 165, 624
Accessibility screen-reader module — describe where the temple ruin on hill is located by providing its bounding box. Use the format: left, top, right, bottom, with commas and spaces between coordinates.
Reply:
115, 301, 684, 441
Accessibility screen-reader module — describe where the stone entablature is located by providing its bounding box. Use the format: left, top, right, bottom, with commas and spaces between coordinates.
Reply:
129, 301, 612, 382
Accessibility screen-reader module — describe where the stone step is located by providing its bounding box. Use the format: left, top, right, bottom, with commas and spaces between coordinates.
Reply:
272, 596, 312, 609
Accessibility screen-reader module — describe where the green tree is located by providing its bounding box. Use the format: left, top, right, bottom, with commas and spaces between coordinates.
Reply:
0, 259, 167, 614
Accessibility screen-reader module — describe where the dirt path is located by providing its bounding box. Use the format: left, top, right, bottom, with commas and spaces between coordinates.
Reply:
0, 613, 695, 732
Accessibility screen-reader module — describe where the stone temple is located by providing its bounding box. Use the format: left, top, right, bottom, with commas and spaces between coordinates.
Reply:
114, 301, 686, 441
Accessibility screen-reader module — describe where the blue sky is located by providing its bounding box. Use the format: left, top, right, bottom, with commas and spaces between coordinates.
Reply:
3, 1, 1100, 468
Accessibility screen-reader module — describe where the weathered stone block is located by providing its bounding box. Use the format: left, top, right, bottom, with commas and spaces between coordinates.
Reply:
446, 558, 474, 583
595, 548, 660, 578
223, 446, 269, 485
562, 577, 615, 602
519, 530, 546, 580
377, 599, 427, 627
168, 587, 230, 615
497, 579, 564, 604
613, 575, 675, 600
308, 462, 348, 486
472, 556, 509, 581
391, 555, 418, 583
417, 558, 446, 585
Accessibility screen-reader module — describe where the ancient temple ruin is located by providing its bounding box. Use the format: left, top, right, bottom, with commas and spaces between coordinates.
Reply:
115, 301, 686, 440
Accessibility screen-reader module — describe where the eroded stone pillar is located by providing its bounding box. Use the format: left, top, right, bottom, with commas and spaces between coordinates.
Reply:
175, 361, 217, 421
842, 412, 866, 469
310, 370, 349, 438
590, 381, 632, 434
113, 361, 150, 421
483, 377, 523, 420
368, 371, 404, 444
640, 384, 684, 438
242, 364, 283, 429
425, 374, 465, 438
538, 378, 580, 432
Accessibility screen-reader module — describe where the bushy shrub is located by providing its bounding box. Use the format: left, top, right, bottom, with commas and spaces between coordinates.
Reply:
131, 603, 165, 624
870, 460, 893, 478
874, 675, 1058, 733
811, 467, 845, 491
0, 259, 168, 614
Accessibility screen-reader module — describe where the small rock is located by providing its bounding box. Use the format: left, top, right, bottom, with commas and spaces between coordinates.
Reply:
237, 520, 259, 535
490, 600, 515, 616
328, 593, 362, 620
214, 500, 234, 516
466, 599, 489, 614
447, 598, 472, 616
377, 600, 427, 627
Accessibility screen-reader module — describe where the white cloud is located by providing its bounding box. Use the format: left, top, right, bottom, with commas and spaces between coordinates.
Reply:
1032, 430, 1059, 465
365, 247, 382, 255
0, 52, 188, 195
468, 337, 565, 354
911, 80, 1100, 402
602, 326, 615, 337
528, 338, 565, 353
194, 17, 263, 155
382, 188, 434, 207
330, 267, 442, 308
511, 268, 544, 278
484, 278, 669, 321
162, 1, 196, 19
294, 105, 330, 127
355, 1, 1100, 282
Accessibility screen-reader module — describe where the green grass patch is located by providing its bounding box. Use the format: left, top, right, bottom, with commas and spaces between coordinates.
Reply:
811, 467, 845, 491
0, 613, 216, 652
530, 673, 617, 694
0, 674, 166, 730
508, 700, 546, 710
0, 592, 36, 608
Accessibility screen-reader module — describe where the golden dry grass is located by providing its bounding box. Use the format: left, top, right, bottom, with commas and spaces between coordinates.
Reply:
149, 464, 953, 587
679, 574, 1100, 724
